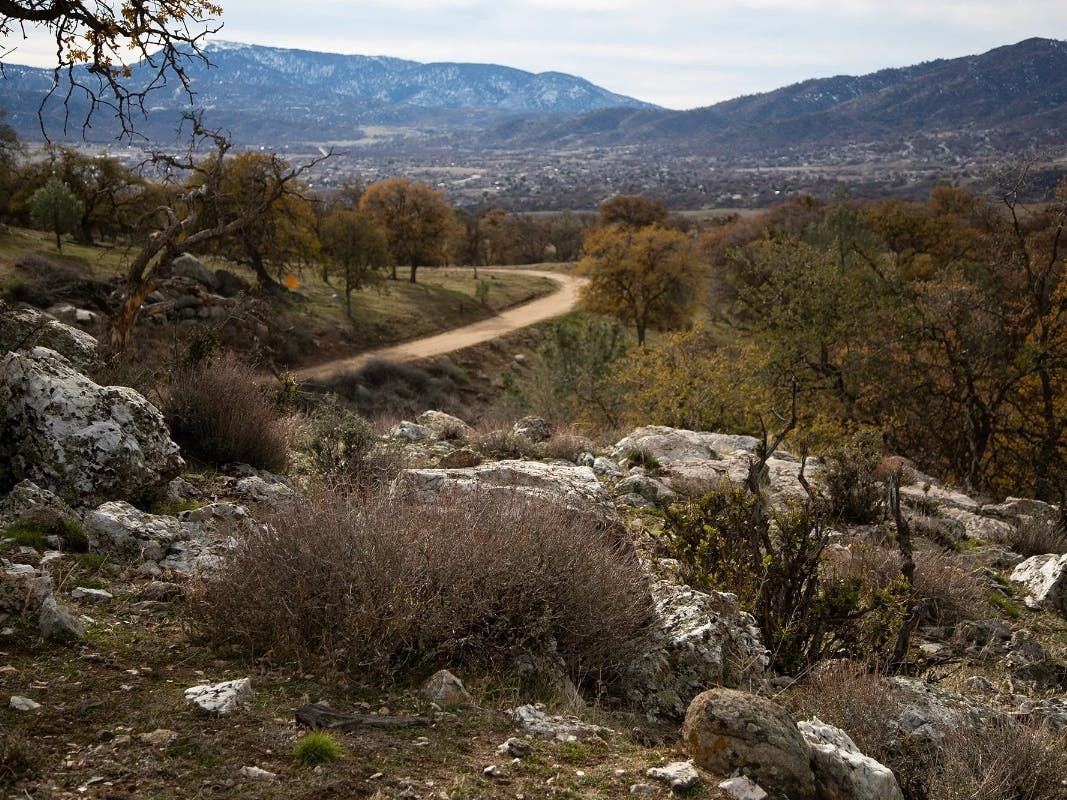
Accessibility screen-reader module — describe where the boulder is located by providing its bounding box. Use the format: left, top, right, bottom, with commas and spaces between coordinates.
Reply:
592, 456, 624, 477
0, 348, 183, 505
623, 581, 768, 719
420, 669, 474, 707
615, 474, 676, 506
1010, 553, 1067, 613
170, 253, 220, 291
85, 501, 187, 563
417, 410, 474, 441
682, 688, 816, 800
390, 421, 432, 442
0, 301, 98, 372
798, 717, 903, 800
402, 460, 618, 521
0, 480, 80, 535
184, 678, 252, 715
512, 416, 552, 443
38, 596, 84, 641
717, 777, 769, 800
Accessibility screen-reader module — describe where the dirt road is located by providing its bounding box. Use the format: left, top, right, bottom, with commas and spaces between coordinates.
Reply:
296, 269, 587, 383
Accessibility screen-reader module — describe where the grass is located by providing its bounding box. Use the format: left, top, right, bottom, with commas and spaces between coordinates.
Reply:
293, 732, 343, 766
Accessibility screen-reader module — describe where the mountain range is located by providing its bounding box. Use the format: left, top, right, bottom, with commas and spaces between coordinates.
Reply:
1, 38, 1066, 165
0, 41, 656, 144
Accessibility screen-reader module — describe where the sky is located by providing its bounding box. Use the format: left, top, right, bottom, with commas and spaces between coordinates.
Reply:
5, 0, 1067, 109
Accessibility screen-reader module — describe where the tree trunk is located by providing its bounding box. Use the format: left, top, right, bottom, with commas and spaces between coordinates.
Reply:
107, 279, 158, 357
249, 248, 286, 295
409, 264, 418, 283
54, 226, 62, 253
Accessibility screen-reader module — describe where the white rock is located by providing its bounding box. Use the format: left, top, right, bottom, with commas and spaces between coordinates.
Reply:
0, 348, 183, 505
1010, 553, 1067, 613
718, 776, 769, 800
416, 410, 473, 440
622, 581, 769, 719
184, 677, 252, 715
798, 717, 903, 800
646, 761, 700, 790
402, 460, 618, 520
510, 704, 610, 740
138, 728, 180, 746
9, 695, 41, 711
71, 587, 113, 603
592, 456, 624, 477
85, 501, 186, 563
239, 766, 277, 781
0, 301, 98, 371
390, 421, 432, 442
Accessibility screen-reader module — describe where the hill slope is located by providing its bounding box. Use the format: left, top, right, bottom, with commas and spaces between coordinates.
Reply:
0, 40, 657, 143
482, 37, 1067, 155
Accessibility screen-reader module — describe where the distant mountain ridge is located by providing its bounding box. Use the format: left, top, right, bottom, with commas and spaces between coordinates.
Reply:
481, 37, 1067, 155
0, 40, 658, 143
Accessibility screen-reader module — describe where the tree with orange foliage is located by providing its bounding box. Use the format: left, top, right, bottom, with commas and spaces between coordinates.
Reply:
359, 178, 453, 283
577, 224, 698, 346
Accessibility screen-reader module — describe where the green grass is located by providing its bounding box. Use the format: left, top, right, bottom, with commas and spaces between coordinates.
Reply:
293, 732, 344, 766
989, 591, 1023, 619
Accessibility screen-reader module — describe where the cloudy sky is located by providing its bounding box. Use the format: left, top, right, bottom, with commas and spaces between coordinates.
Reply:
7, 1, 1067, 109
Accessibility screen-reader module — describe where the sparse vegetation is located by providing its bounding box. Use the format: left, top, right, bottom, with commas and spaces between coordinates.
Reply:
162, 354, 290, 471
187, 488, 655, 691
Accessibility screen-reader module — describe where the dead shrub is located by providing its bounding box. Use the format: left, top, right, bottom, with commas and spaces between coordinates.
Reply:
912, 547, 987, 626
931, 720, 1067, 800
187, 488, 656, 692
538, 427, 594, 462
313, 358, 467, 420
162, 354, 289, 471
1004, 518, 1067, 557
474, 429, 541, 460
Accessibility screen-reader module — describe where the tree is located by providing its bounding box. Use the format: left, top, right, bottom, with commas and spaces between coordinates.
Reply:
104, 115, 328, 356
319, 209, 390, 317
359, 178, 453, 282
29, 176, 82, 252
598, 194, 669, 229
192, 151, 321, 293
40, 146, 146, 244
577, 224, 699, 345
1, 0, 222, 136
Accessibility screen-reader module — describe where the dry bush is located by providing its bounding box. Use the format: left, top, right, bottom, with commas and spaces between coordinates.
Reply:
785, 661, 931, 800
474, 429, 542, 460
1004, 518, 1067, 557
539, 427, 594, 462
931, 720, 1067, 800
912, 547, 987, 626
163, 354, 289, 471
827, 540, 986, 626
187, 488, 656, 691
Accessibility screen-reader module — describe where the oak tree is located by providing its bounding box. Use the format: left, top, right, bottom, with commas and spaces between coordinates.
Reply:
358, 178, 452, 283
577, 223, 698, 345
319, 209, 390, 317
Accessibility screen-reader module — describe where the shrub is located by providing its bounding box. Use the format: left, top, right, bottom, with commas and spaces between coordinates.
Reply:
163, 354, 289, 471
315, 358, 465, 420
911, 548, 986, 625
821, 430, 885, 524
474, 429, 541, 460
293, 732, 343, 766
305, 395, 379, 484
1003, 517, 1067, 557
931, 720, 1067, 800
187, 489, 655, 692
0, 732, 34, 788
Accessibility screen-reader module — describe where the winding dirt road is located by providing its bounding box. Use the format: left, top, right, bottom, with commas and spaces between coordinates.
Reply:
296, 269, 587, 383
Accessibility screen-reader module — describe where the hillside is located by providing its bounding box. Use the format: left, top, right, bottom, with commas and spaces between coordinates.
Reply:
481, 37, 1067, 156
0, 41, 657, 144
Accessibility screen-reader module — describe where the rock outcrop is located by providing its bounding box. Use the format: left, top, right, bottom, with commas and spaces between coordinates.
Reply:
0, 348, 183, 505
623, 581, 768, 719
1010, 553, 1067, 614
0, 301, 98, 372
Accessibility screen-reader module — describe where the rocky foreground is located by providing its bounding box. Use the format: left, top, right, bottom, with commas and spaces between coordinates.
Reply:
2, 304, 1066, 799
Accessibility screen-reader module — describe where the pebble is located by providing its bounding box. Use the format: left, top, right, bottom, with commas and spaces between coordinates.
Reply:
9, 695, 41, 711
239, 766, 277, 781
